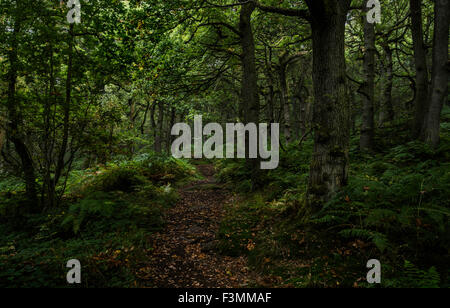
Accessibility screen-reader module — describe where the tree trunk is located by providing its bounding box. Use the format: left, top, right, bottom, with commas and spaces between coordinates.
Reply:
239, 1, 260, 125
154, 101, 164, 153
421, 0, 449, 147
239, 0, 260, 178
292, 75, 305, 138
166, 106, 176, 152
127, 98, 135, 157
306, 0, 351, 206
53, 24, 73, 199
264, 47, 275, 125
360, 2, 376, 151
6, 13, 38, 207
140, 101, 151, 135
0, 115, 6, 152
279, 53, 292, 143
150, 101, 157, 151
410, 0, 429, 138
350, 89, 358, 134
379, 43, 395, 126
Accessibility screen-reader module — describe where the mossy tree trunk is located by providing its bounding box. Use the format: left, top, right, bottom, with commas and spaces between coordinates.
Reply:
306, 0, 351, 206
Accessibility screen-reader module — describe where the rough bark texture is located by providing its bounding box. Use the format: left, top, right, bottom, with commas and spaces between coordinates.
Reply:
410, 0, 429, 138
421, 0, 449, 147
279, 53, 292, 143
360, 2, 376, 151
239, 0, 260, 178
379, 43, 395, 126
239, 1, 260, 125
306, 0, 351, 206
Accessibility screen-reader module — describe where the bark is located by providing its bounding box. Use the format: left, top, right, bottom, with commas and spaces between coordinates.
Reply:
54, 25, 73, 190
421, 0, 449, 147
350, 89, 357, 134
42, 25, 74, 209
140, 101, 151, 134
166, 106, 176, 152
264, 47, 275, 125
239, 0, 260, 178
0, 115, 5, 152
239, 0, 260, 125
154, 101, 164, 153
379, 43, 395, 126
306, 0, 352, 206
279, 52, 292, 143
360, 2, 376, 151
292, 70, 310, 138
292, 76, 304, 138
128, 98, 135, 157
6, 13, 38, 206
410, 0, 430, 138
150, 101, 157, 150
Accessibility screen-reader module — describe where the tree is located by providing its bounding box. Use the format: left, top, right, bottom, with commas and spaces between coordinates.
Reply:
305, 0, 352, 205
410, 0, 430, 138
360, 0, 376, 151
255, 0, 352, 205
421, 0, 449, 147
239, 1, 260, 126
3, 0, 38, 206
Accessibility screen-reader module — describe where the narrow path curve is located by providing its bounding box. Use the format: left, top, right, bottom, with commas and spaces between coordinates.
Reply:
143, 164, 255, 288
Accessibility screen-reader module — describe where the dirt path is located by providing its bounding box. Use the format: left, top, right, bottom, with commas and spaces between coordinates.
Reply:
143, 164, 254, 288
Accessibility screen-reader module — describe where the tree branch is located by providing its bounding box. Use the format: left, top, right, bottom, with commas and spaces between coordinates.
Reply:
254, 1, 310, 20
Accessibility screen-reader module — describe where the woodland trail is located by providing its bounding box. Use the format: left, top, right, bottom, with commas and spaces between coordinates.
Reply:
143, 164, 255, 288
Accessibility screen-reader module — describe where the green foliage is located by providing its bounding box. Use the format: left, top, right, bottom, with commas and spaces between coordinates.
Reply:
137, 153, 196, 184
383, 261, 441, 288
216, 140, 312, 197
310, 139, 450, 286
0, 176, 25, 193
67, 152, 195, 196
217, 131, 450, 287
0, 0, 447, 288
61, 192, 116, 234
91, 168, 147, 193
0, 153, 192, 287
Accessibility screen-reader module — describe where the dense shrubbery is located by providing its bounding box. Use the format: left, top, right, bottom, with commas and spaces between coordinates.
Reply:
0, 152, 194, 287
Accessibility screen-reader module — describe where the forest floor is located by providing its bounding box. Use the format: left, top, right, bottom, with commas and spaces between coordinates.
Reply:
142, 164, 258, 287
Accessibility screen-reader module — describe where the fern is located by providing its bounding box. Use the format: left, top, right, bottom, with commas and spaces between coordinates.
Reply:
385, 261, 441, 288
61, 192, 115, 234
339, 229, 389, 253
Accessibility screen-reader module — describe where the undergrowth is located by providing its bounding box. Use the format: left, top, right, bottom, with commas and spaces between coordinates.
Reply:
0, 152, 194, 287
216, 117, 450, 288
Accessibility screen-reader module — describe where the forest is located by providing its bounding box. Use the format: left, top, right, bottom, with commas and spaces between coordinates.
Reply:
0, 0, 449, 288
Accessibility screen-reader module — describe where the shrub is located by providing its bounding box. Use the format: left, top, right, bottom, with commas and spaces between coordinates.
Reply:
90, 168, 147, 193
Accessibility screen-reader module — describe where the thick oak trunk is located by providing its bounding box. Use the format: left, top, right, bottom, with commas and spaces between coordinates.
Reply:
306, 0, 351, 206
239, 1, 260, 125
239, 1, 261, 178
